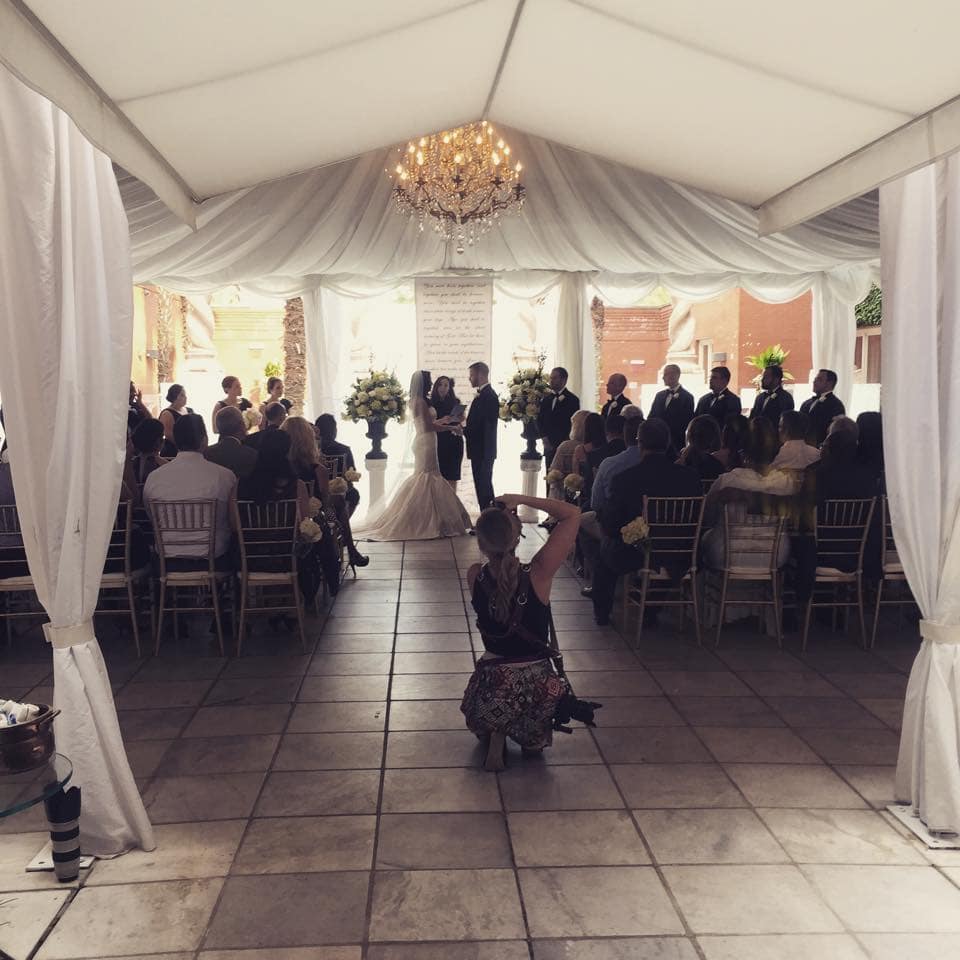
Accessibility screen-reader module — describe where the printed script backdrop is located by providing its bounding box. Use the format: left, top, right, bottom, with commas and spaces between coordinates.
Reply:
415, 276, 493, 397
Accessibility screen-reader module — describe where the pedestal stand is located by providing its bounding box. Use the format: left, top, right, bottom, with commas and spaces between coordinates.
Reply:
366, 457, 388, 511
519, 458, 542, 523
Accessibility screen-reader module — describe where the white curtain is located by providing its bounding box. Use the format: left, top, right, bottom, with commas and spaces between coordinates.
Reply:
556, 273, 591, 400
881, 157, 960, 834
302, 286, 351, 421
0, 67, 154, 856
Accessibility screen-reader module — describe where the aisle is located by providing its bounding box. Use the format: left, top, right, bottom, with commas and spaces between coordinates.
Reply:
2, 536, 958, 959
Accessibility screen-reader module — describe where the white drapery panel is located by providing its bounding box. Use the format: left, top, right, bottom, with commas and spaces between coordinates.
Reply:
302, 287, 350, 421
0, 67, 154, 856
881, 157, 960, 835
556, 273, 592, 401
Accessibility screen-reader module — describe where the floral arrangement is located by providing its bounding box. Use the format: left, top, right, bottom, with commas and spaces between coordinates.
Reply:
499, 358, 550, 424
344, 468, 362, 483
299, 518, 324, 543
563, 473, 583, 494
621, 516, 650, 546
545, 468, 564, 485
342, 370, 406, 424
242, 408, 261, 432
307, 497, 323, 518
329, 477, 349, 496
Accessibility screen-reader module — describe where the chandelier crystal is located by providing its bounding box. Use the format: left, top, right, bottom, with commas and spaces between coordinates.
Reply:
387, 120, 526, 254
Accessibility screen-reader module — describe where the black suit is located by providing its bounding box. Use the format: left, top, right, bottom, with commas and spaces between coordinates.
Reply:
695, 389, 742, 426
799, 392, 845, 446
601, 395, 632, 419
465, 384, 499, 509
244, 424, 281, 451
649, 386, 695, 453
749, 388, 795, 427
592, 453, 701, 620
537, 389, 580, 464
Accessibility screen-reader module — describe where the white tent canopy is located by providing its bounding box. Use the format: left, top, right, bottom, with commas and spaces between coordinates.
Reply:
2, 0, 959, 231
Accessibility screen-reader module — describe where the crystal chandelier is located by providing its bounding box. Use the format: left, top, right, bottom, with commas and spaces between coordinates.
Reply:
387, 120, 525, 254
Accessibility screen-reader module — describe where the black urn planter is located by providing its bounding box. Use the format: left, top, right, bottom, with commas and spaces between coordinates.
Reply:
365, 418, 388, 460
520, 419, 542, 461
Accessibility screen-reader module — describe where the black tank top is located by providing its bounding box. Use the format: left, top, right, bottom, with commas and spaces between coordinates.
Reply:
471, 563, 551, 658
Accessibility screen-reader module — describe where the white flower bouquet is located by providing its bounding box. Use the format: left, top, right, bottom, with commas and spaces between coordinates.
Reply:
342, 370, 406, 424
329, 477, 349, 496
242, 408, 261, 432
307, 497, 323, 518
621, 516, 650, 546
299, 518, 324, 543
499, 359, 550, 424
343, 468, 362, 483
545, 468, 564, 485
563, 473, 583, 494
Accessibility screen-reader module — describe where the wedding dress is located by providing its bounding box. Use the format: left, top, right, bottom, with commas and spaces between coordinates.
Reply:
353, 372, 471, 541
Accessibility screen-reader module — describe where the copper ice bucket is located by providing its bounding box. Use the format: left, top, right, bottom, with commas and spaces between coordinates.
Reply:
0, 705, 60, 773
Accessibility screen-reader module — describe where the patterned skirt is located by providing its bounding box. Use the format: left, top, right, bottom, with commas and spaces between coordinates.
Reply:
460, 656, 568, 751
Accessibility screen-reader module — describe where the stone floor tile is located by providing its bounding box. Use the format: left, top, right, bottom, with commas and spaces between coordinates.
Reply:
205, 873, 369, 948
825, 673, 908, 699
672, 696, 784, 727
272, 731, 385, 770
385, 730, 485, 767
392, 652, 476, 674
368, 945, 528, 960
308, 652, 394, 675
0, 833, 83, 892
653, 671, 753, 697
758, 809, 926, 865
532, 940, 698, 960
184, 703, 291, 737
797, 728, 901, 765
856, 933, 960, 960
133, 656, 226, 681
663, 865, 843, 934
637, 808, 788, 864
370, 869, 525, 941
388, 699, 466, 730
724, 764, 867, 808
498, 765, 624, 811
381, 768, 502, 812
124, 738, 173, 777
565, 671, 661, 697
87, 820, 245, 884
858, 698, 904, 729
314, 634, 395, 653
394, 633, 473, 652
298, 675, 390, 701
118, 707, 191, 741
322, 617, 396, 634
0, 889, 71, 960
520, 866, 684, 937
593, 726, 712, 764
613, 763, 746, 809
376, 812, 512, 868
697, 934, 867, 960
255, 770, 381, 816
142, 772, 265, 823
287, 701, 386, 733
203, 677, 302, 705
509, 810, 650, 866
220, 654, 311, 677
155, 734, 279, 776
802, 864, 960, 932
390, 674, 472, 699
553, 631, 632, 650
232, 815, 376, 873
736, 671, 844, 698
765, 697, 884, 729
561, 650, 644, 671
590, 696, 685, 726
536, 731, 603, 765
396, 617, 470, 634
713, 648, 809, 672
116, 679, 213, 709
202, 949, 360, 960
696, 727, 822, 764
37, 879, 223, 959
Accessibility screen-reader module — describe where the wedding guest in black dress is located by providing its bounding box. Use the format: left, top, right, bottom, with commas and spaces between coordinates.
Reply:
315, 413, 360, 516
572, 413, 610, 507
158, 384, 188, 458
127, 381, 151, 436
431, 375, 465, 490
856, 412, 885, 489
129, 419, 168, 484
676, 414, 724, 481
211, 375, 252, 435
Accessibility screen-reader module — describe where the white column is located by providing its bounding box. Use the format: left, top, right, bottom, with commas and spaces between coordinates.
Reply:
518, 458, 542, 522
365, 457, 388, 512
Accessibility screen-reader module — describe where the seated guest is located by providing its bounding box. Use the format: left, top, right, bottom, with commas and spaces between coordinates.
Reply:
548, 409, 590, 499
856, 412, 884, 488
772, 410, 820, 471
211, 375, 252, 434
573, 413, 610, 506
127, 381, 152, 436
695, 366, 741, 425
604, 414, 627, 457
246, 429, 296, 504
800, 368, 845, 446
806, 429, 879, 504
828, 415, 859, 443
712, 414, 749, 471
676, 415, 724, 481
749, 364, 794, 426
158, 383, 189, 458
591, 419, 701, 625
283, 416, 368, 568
246, 401, 287, 450
601, 373, 631, 419
143, 414, 238, 570
129, 418, 168, 485
461, 492, 584, 769
315, 413, 360, 515
205, 406, 259, 489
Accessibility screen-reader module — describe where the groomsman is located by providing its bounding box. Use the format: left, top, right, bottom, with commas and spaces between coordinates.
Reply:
800, 368, 845, 446
601, 373, 632, 419
537, 366, 580, 467
695, 366, 741, 426
749, 364, 794, 426
649, 363, 694, 454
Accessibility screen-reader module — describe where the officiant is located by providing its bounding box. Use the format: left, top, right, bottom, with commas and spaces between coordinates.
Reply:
537, 366, 581, 468
430, 375, 465, 490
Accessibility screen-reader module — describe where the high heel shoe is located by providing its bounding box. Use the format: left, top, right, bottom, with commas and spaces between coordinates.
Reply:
484, 731, 507, 772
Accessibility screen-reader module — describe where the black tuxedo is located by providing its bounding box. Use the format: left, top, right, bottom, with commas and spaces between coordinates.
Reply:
601, 394, 631, 420
749, 388, 795, 427
649, 386, 695, 453
464, 383, 499, 509
592, 453, 701, 619
695, 389, 742, 426
537, 388, 580, 462
799, 392, 845, 446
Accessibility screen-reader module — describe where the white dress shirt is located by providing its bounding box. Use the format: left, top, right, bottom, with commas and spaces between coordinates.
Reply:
772, 439, 820, 471
143, 452, 236, 557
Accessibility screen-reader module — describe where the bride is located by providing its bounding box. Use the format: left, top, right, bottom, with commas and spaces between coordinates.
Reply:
354, 370, 471, 541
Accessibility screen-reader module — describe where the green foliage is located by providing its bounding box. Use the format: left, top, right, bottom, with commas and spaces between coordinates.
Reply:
264, 359, 283, 379
745, 344, 794, 383
856, 284, 881, 327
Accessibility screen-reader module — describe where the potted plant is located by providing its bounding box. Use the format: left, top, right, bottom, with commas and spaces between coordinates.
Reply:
342, 370, 407, 459
499, 357, 551, 460
745, 344, 795, 385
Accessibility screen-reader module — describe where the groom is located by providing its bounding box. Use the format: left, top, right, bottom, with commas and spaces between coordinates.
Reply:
465, 361, 498, 510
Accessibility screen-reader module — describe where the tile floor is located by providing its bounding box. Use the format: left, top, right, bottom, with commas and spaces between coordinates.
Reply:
2, 532, 960, 960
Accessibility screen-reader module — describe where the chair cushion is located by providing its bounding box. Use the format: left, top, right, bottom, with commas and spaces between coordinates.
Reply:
884, 561, 904, 574
164, 570, 231, 583
245, 572, 295, 584
815, 566, 857, 580
101, 566, 150, 588
0, 575, 34, 590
